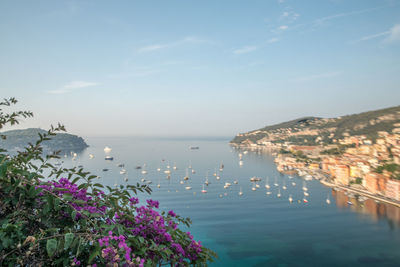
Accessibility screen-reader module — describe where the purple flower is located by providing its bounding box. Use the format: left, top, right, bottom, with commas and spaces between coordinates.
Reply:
168, 210, 176, 217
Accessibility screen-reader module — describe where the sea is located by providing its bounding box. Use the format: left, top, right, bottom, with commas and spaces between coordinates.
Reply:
56, 137, 400, 267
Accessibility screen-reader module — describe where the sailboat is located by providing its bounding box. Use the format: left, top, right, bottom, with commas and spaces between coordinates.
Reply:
205, 172, 210, 185
219, 162, 224, 171
201, 184, 207, 193
141, 164, 148, 174
89, 154, 94, 159
173, 162, 177, 170
188, 160, 192, 169
289, 195, 293, 203
239, 160, 244, 166
304, 191, 309, 197
191, 169, 196, 174
239, 187, 243, 196
326, 194, 331, 204
120, 169, 127, 175
184, 169, 189, 180
291, 181, 296, 186
303, 198, 308, 203
213, 168, 217, 177
233, 180, 238, 184
274, 176, 279, 187
157, 178, 161, 188
265, 177, 270, 189
302, 181, 308, 191
282, 181, 287, 190
277, 188, 281, 198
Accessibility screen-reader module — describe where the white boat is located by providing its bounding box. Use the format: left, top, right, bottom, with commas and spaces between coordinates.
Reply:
289, 195, 293, 203
225, 182, 232, 187
141, 170, 148, 175
219, 162, 224, 171
180, 181, 184, 184
89, 154, 94, 159
120, 169, 127, 175
157, 183, 161, 188
265, 177, 270, 189
213, 169, 217, 177
201, 184, 207, 193
216, 176, 220, 180
104, 146, 112, 154
173, 163, 177, 170
282, 181, 287, 190
255, 183, 260, 188
251, 187, 256, 191
326, 194, 331, 204
234, 180, 238, 184
124, 177, 128, 182
239, 160, 244, 166
302, 181, 308, 191
303, 198, 308, 203
292, 182, 296, 186
188, 160, 192, 169
304, 191, 309, 196
243, 151, 248, 155
164, 170, 171, 174
277, 189, 281, 198
239, 187, 243, 196
205, 173, 210, 185
305, 175, 313, 181
238, 153, 243, 160
288, 175, 293, 179
266, 191, 271, 195
157, 167, 161, 172
191, 169, 196, 174
274, 176, 279, 187
185, 186, 192, 190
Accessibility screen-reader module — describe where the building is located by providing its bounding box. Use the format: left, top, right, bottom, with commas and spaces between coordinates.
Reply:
335, 165, 350, 185
386, 179, 400, 201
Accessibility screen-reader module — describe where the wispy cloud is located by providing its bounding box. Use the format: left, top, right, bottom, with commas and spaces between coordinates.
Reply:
48, 81, 98, 94
278, 25, 288, 30
233, 46, 257, 55
280, 11, 300, 23
296, 71, 342, 82
384, 24, 400, 43
267, 38, 279, 43
137, 36, 214, 53
315, 5, 389, 25
353, 24, 400, 44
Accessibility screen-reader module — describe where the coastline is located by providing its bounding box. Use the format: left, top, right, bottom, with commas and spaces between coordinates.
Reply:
232, 143, 400, 208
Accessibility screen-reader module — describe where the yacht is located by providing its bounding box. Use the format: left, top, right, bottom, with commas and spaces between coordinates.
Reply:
303, 198, 308, 203
191, 169, 196, 174
157, 167, 161, 172
104, 146, 112, 154
164, 170, 171, 174
234, 180, 238, 184
282, 181, 287, 190
239, 187, 243, 196
277, 189, 281, 198
304, 191, 309, 197
185, 186, 192, 190
251, 186, 256, 191
180, 181, 184, 184
184, 169, 190, 180
291, 182, 296, 186
302, 181, 308, 191
239, 160, 244, 166
250, 176, 261, 182
326, 194, 331, 204
105, 156, 114, 161
265, 177, 270, 189
89, 154, 94, 159
266, 191, 272, 195
173, 163, 177, 170
274, 176, 279, 187
102, 168, 109, 172
289, 195, 293, 203
201, 184, 207, 193
120, 169, 127, 175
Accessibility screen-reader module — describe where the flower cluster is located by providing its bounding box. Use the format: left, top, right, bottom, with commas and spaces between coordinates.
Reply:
38, 178, 205, 265
37, 178, 107, 219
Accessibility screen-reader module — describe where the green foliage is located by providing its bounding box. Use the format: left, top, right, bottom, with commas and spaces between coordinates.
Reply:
355, 178, 362, 184
0, 98, 216, 266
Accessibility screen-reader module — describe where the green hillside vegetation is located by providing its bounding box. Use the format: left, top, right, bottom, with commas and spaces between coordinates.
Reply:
0, 128, 88, 153
231, 105, 400, 145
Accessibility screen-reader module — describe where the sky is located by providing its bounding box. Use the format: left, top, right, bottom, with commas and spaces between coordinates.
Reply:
1, 0, 400, 137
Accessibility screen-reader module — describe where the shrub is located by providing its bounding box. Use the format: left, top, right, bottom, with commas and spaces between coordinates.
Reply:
0, 98, 216, 266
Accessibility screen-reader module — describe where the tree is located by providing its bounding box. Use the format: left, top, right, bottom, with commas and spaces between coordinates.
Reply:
0, 98, 216, 266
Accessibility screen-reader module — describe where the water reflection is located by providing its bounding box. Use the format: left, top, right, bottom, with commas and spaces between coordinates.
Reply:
332, 189, 400, 229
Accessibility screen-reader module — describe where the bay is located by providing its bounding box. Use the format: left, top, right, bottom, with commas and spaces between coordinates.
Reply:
58, 137, 400, 267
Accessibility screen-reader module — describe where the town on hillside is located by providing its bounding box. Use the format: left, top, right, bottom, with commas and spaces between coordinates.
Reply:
231, 107, 400, 203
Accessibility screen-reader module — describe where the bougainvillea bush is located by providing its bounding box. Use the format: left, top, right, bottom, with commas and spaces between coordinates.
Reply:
0, 98, 216, 266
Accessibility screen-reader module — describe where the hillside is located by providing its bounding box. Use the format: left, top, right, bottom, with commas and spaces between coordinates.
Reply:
231, 105, 400, 145
0, 128, 89, 153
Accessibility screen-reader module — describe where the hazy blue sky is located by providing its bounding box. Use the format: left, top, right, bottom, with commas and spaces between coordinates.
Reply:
1, 0, 399, 137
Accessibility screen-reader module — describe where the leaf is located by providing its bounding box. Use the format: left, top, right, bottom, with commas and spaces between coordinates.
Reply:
46, 239, 58, 257
88, 246, 100, 264
64, 233, 74, 249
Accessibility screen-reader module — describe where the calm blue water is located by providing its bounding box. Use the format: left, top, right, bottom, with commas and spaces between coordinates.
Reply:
58, 137, 400, 266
